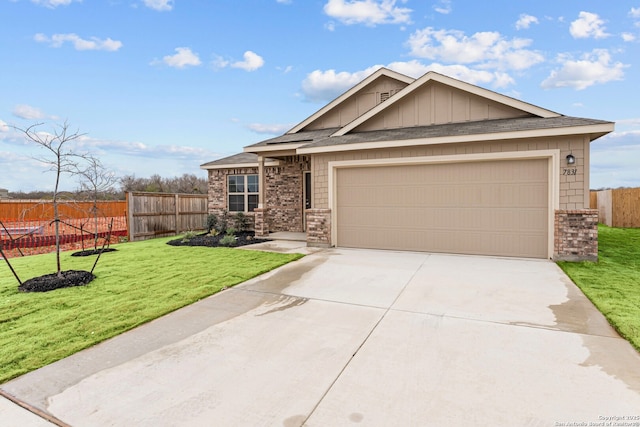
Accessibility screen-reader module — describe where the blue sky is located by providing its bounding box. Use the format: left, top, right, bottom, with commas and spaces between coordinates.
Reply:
1, 0, 639, 191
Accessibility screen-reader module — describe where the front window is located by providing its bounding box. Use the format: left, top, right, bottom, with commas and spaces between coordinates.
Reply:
228, 175, 259, 212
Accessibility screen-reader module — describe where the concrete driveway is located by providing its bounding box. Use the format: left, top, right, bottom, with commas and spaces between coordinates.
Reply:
2, 245, 640, 426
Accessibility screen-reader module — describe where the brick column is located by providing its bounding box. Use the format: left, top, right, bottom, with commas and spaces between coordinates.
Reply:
554, 209, 598, 262
306, 208, 331, 248
254, 208, 269, 238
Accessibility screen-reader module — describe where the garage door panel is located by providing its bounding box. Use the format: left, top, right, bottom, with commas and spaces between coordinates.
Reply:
336, 159, 549, 258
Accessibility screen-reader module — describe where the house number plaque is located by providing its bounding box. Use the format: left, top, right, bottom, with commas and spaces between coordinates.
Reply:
562, 168, 577, 176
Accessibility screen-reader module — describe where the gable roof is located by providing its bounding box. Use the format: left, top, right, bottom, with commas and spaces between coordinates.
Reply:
286, 68, 415, 134
331, 71, 561, 137
225, 68, 613, 162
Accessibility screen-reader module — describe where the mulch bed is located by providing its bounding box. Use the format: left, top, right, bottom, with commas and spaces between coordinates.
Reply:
18, 270, 96, 293
71, 248, 118, 257
166, 231, 270, 248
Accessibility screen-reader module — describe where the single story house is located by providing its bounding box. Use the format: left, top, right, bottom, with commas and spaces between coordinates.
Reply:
201, 68, 613, 261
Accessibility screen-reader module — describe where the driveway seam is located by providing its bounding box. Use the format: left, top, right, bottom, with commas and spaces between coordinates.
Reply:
300, 254, 432, 425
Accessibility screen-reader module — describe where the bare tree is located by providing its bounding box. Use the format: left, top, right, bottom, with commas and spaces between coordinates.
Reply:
13, 121, 86, 276
120, 173, 207, 194
75, 156, 118, 250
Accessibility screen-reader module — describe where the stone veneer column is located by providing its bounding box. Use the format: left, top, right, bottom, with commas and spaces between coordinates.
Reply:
306, 208, 331, 247
554, 209, 598, 262
253, 208, 269, 238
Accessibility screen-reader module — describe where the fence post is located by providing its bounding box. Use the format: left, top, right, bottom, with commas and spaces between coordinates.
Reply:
126, 191, 134, 242
175, 194, 180, 235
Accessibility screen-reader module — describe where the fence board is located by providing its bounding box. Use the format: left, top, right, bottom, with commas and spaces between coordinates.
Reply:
591, 188, 640, 228
126, 192, 207, 241
612, 188, 640, 228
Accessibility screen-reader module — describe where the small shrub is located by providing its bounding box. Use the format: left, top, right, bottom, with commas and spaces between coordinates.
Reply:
219, 234, 237, 247
234, 212, 250, 232
206, 214, 218, 233
181, 230, 197, 243
225, 227, 237, 236
215, 210, 229, 234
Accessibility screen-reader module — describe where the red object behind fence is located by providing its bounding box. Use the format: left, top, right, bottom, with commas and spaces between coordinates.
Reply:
0, 216, 127, 251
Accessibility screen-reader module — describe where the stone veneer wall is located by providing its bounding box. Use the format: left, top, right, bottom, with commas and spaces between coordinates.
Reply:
206, 157, 309, 233
265, 156, 309, 232
306, 209, 331, 247
554, 209, 598, 262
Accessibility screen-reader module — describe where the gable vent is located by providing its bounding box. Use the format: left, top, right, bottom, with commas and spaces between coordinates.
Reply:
379, 89, 400, 103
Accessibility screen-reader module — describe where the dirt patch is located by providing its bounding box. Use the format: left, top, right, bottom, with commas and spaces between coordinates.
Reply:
166, 231, 270, 248
19, 270, 96, 293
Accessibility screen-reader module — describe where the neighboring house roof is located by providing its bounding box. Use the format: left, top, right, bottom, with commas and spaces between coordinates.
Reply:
202, 67, 614, 167
200, 152, 279, 170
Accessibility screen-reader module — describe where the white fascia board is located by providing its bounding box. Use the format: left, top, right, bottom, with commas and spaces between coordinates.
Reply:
332, 71, 561, 137
286, 68, 415, 135
299, 122, 614, 155
200, 160, 281, 171
243, 143, 309, 153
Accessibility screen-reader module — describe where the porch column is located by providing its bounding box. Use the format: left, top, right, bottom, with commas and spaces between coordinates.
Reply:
258, 155, 265, 208
255, 155, 269, 237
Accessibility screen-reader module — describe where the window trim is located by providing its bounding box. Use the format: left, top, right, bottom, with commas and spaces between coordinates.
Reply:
227, 174, 259, 213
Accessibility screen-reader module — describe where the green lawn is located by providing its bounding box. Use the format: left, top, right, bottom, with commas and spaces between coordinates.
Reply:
557, 225, 640, 350
0, 237, 303, 384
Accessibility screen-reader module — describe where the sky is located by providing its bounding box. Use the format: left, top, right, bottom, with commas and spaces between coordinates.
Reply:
1, 0, 639, 192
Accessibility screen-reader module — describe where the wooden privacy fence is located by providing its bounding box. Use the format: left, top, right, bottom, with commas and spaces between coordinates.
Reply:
591, 188, 640, 228
0, 200, 126, 219
126, 192, 208, 241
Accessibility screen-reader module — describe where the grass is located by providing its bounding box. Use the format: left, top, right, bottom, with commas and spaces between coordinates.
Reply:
0, 237, 303, 384
557, 225, 640, 350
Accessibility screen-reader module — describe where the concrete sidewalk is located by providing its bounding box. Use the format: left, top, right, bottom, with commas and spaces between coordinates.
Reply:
2, 244, 640, 426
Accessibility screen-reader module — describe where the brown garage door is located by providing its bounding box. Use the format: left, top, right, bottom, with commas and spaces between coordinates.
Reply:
336, 159, 549, 258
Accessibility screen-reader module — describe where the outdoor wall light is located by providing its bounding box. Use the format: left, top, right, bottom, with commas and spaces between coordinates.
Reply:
566, 153, 576, 165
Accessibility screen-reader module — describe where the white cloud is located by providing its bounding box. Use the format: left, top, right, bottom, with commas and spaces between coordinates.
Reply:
591, 131, 640, 189
433, 0, 451, 15
515, 14, 538, 30
34, 33, 122, 51
570, 11, 609, 39
30, 0, 80, 8
541, 49, 626, 90
246, 123, 293, 135
301, 61, 516, 102
276, 0, 292, 4
231, 51, 265, 72
407, 27, 544, 71
323, 0, 412, 26
0, 120, 9, 133
159, 47, 201, 69
622, 32, 636, 42
12, 104, 57, 120
630, 7, 640, 18
143, 0, 173, 11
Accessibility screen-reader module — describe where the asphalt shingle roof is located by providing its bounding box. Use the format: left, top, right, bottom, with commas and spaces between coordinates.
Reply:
299, 116, 612, 149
